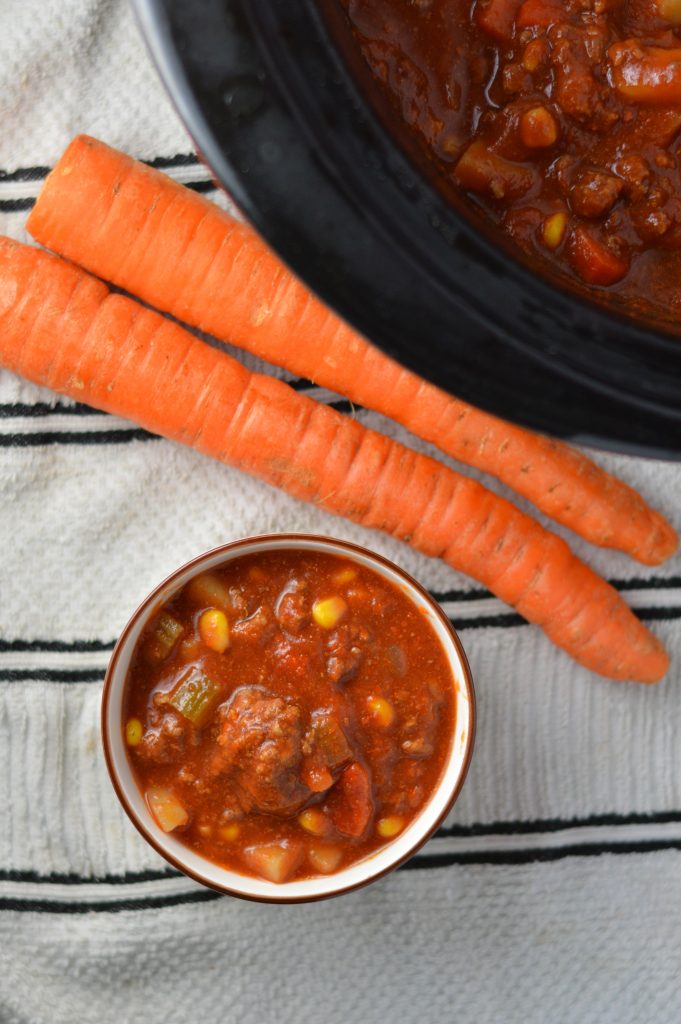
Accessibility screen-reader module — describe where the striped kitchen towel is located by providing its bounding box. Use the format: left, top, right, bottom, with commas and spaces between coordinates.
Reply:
2, 2, 681, 1023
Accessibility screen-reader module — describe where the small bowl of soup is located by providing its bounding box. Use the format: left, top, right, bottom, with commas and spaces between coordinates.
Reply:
102, 534, 475, 902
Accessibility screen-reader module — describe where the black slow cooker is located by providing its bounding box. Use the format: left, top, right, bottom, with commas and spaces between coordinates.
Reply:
134, 0, 681, 457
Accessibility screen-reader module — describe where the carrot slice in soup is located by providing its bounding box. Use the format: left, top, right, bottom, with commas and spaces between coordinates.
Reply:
569, 228, 629, 286
326, 762, 374, 838
455, 141, 536, 200
609, 41, 681, 104
476, 0, 522, 39
516, 0, 564, 27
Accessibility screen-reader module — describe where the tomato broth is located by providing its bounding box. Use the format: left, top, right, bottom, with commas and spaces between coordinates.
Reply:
123, 550, 456, 884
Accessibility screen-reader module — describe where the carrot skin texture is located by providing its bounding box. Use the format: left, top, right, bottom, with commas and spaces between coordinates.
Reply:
27, 136, 677, 566
0, 238, 668, 683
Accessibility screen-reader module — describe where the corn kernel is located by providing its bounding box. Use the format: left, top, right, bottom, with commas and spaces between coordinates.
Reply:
543, 211, 568, 250
520, 106, 558, 148
219, 823, 241, 842
248, 566, 267, 583
312, 596, 347, 629
522, 38, 545, 72
376, 816, 405, 839
199, 608, 230, 653
367, 696, 396, 729
659, 0, 681, 23
298, 808, 329, 836
125, 718, 143, 746
334, 566, 358, 585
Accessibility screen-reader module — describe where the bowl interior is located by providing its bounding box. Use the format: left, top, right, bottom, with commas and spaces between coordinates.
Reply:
103, 535, 474, 902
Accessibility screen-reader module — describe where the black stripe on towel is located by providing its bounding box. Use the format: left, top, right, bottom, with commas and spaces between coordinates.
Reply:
0, 402, 103, 418
144, 154, 199, 170
0, 669, 105, 683
0, 165, 51, 183
448, 607, 681, 628
0, 890, 221, 914
450, 613, 525, 630
635, 607, 681, 622
0, 153, 199, 183
430, 578, 681, 602
0, 868, 179, 885
438, 809, 681, 837
0, 428, 157, 447
186, 180, 218, 195
2, 840, 681, 913
615, 576, 681, 591
406, 839, 681, 871
0, 197, 34, 213
0, 639, 115, 653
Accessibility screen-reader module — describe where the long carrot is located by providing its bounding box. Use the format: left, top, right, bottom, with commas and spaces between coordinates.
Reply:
26, 135, 677, 567
0, 237, 668, 682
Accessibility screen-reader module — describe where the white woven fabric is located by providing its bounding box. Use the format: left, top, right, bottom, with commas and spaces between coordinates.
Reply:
2, 2, 681, 1022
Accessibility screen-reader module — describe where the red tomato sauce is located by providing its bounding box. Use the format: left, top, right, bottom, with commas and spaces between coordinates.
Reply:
123, 550, 456, 884
342, 0, 681, 322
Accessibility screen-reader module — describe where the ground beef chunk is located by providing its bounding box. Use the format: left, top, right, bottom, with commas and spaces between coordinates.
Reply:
272, 633, 323, 681
400, 681, 444, 762
275, 581, 309, 634
136, 711, 187, 764
570, 169, 623, 219
232, 606, 276, 643
549, 25, 618, 131
325, 624, 369, 684
214, 687, 311, 816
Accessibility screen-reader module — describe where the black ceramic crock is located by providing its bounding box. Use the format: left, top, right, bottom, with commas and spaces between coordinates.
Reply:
134, 0, 681, 458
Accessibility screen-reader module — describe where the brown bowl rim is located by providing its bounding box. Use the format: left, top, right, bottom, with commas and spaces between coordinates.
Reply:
101, 532, 476, 904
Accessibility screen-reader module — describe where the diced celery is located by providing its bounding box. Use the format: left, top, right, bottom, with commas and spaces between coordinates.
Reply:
169, 667, 222, 728
144, 611, 184, 663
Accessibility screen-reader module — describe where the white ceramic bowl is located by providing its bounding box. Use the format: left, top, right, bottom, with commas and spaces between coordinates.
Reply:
102, 534, 476, 903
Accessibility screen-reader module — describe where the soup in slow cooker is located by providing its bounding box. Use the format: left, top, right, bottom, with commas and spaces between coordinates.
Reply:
343, 0, 681, 320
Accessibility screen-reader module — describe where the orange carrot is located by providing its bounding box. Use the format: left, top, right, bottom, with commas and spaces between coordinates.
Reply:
0, 237, 668, 682
27, 136, 677, 567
